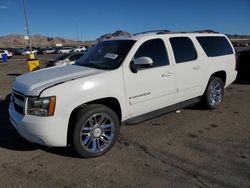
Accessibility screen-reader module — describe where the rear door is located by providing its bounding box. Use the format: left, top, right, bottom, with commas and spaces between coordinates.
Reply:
169, 37, 203, 102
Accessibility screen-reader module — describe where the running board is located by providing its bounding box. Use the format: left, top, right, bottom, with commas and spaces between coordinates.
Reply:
124, 97, 201, 125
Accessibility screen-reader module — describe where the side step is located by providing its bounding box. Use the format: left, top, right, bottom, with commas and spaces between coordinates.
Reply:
124, 97, 201, 125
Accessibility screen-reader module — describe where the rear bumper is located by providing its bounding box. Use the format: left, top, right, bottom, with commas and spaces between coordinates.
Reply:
9, 102, 68, 147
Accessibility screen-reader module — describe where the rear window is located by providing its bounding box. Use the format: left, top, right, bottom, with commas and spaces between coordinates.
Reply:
196, 36, 233, 57
170, 37, 197, 63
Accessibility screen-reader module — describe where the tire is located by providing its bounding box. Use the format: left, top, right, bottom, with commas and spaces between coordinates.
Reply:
72, 104, 120, 158
202, 77, 224, 110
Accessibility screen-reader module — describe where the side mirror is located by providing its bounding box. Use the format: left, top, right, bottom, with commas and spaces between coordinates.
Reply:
130, 56, 153, 73
134, 56, 153, 65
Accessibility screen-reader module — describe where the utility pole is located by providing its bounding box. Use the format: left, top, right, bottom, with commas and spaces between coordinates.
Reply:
23, 0, 32, 52
76, 22, 79, 45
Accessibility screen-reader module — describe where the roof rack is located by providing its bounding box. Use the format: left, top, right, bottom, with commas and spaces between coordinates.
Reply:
192, 30, 219, 33
134, 30, 171, 36
129, 30, 220, 38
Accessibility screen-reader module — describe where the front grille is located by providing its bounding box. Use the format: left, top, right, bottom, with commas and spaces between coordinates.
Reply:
14, 103, 23, 114
13, 92, 25, 101
12, 90, 25, 115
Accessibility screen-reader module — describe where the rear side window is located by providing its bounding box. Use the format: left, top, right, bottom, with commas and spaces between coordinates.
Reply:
170, 37, 197, 63
196, 36, 233, 57
134, 39, 169, 67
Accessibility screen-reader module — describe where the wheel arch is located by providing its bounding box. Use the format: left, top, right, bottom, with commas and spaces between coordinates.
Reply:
201, 70, 227, 98
210, 70, 227, 85
67, 97, 122, 145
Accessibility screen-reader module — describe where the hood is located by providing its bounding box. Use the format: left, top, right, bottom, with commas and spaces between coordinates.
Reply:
13, 65, 105, 96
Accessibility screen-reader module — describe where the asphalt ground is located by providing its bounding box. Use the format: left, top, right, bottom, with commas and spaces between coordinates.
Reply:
0, 55, 250, 188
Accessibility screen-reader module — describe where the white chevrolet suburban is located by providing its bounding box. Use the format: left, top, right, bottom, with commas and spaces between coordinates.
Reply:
9, 30, 237, 158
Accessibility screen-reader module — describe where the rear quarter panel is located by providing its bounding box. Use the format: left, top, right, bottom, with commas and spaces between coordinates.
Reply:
195, 35, 237, 94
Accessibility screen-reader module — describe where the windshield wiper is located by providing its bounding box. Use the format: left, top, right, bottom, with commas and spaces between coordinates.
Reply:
74, 62, 101, 69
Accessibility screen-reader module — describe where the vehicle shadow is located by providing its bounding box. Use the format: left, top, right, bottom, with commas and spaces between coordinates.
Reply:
0, 94, 80, 158
235, 49, 250, 85
6, 73, 22, 77
234, 74, 250, 85
0, 94, 38, 151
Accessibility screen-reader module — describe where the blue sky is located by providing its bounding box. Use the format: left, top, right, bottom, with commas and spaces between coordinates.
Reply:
0, 0, 250, 40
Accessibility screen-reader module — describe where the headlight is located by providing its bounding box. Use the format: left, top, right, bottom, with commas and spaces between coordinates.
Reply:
27, 96, 56, 117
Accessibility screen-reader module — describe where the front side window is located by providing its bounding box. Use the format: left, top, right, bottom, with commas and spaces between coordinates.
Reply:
170, 37, 197, 63
76, 40, 135, 70
196, 36, 233, 57
133, 39, 169, 68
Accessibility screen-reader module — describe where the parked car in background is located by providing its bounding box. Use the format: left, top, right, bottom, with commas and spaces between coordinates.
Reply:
74, 46, 86, 52
37, 47, 46, 54
46, 52, 84, 67
8, 48, 16, 54
54, 47, 62, 54
13, 48, 26, 55
58, 47, 73, 54
44, 47, 56, 54
0, 49, 13, 59
22, 48, 38, 55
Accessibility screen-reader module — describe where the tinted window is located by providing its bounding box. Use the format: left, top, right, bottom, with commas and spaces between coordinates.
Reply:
170, 37, 197, 63
196, 36, 233, 57
134, 39, 169, 68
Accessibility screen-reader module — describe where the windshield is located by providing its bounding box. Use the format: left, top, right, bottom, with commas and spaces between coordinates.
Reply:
75, 40, 135, 70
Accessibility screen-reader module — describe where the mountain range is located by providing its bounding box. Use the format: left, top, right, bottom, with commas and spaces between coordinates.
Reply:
0, 34, 93, 48
0, 30, 249, 48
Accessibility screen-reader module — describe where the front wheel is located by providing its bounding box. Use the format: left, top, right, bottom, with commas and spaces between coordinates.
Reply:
72, 104, 120, 158
202, 77, 224, 110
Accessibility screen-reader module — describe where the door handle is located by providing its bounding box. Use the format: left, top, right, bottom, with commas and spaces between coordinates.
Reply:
193, 65, 200, 70
162, 72, 173, 77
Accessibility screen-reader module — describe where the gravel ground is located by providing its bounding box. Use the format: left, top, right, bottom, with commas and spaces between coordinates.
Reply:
0, 55, 250, 188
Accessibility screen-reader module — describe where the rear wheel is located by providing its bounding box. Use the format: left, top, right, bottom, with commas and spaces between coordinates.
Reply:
203, 77, 224, 109
72, 104, 120, 158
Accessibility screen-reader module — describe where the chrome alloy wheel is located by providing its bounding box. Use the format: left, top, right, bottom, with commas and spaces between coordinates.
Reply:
80, 113, 115, 154
209, 80, 224, 107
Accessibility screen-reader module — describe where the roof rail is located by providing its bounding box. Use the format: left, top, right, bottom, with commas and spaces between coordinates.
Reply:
193, 30, 219, 33
134, 30, 171, 35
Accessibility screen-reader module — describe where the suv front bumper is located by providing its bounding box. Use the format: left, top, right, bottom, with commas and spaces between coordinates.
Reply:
9, 102, 68, 147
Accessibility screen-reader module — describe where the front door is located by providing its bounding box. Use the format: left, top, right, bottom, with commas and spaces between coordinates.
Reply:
123, 38, 176, 117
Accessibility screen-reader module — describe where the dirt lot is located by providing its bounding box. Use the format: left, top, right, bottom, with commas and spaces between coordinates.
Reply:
0, 55, 250, 188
